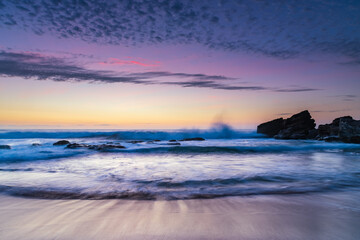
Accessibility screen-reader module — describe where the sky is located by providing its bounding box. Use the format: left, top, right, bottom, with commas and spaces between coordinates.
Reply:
0, 0, 359, 129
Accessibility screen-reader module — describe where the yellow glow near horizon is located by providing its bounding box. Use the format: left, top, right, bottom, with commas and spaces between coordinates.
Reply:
1, 77, 359, 129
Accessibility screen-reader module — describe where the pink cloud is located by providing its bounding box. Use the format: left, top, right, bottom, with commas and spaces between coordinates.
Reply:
99, 57, 161, 67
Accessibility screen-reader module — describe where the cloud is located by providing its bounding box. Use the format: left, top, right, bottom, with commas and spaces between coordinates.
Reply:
312, 109, 351, 113
0, 51, 146, 84
161, 80, 266, 91
0, 1, 359, 62
330, 94, 358, 102
0, 50, 257, 91
99, 57, 161, 67
0, 50, 319, 93
273, 88, 320, 93
277, 113, 292, 116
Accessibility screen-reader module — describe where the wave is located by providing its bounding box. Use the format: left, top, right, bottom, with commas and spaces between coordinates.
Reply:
1, 141, 360, 163
1, 181, 358, 200
1, 171, 359, 200
134, 175, 297, 188
0, 150, 87, 163
0, 124, 262, 140
118, 144, 360, 154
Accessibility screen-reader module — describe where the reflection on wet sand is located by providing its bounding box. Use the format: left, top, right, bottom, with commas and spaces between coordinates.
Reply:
0, 193, 359, 240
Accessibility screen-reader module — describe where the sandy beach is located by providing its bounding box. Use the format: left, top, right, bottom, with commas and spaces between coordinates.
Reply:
0, 193, 359, 240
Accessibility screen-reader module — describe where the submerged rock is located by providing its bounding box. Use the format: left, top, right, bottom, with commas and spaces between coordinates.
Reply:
31, 143, 41, 146
0, 145, 11, 149
53, 140, 70, 146
66, 143, 89, 149
126, 140, 144, 144
169, 140, 177, 142
257, 110, 316, 139
180, 137, 205, 141
88, 144, 126, 151
167, 142, 181, 146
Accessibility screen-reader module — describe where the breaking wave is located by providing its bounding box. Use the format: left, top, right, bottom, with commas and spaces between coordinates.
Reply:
0, 124, 261, 140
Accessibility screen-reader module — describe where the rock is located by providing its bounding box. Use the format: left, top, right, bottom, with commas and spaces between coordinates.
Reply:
257, 118, 285, 137
349, 136, 360, 144
180, 137, 205, 141
275, 111, 316, 139
318, 116, 353, 137
324, 136, 341, 142
126, 140, 144, 144
169, 140, 177, 142
308, 129, 319, 139
257, 110, 316, 139
318, 116, 360, 143
338, 117, 360, 143
66, 143, 89, 149
167, 142, 181, 145
0, 145, 11, 149
31, 143, 41, 146
88, 144, 126, 151
53, 140, 70, 146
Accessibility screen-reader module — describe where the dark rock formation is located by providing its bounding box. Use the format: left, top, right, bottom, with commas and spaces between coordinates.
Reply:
66, 143, 89, 149
257, 118, 285, 137
0, 145, 11, 149
64, 143, 126, 150
53, 140, 70, 146
126, 140, 144, 144
275, 111, 316, 139
258, 111, 360, 143
257, 110, 316, 139
318, 116, 353, 137
324, 136, 341, 142
180, 137, 205, 141
318, 116, 360, 143
31, 143, 41, 146
167, 142, 181, 145
88, 144, 126, 151
169, 140, 177, 142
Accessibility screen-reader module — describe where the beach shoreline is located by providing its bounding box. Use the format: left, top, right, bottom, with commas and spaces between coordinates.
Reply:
0, 192, 359, 240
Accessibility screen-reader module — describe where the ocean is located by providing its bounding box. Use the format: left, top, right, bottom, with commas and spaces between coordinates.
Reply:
1, 125, 360, 200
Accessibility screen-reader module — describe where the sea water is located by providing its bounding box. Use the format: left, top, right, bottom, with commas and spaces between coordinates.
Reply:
0, 126, 360, 200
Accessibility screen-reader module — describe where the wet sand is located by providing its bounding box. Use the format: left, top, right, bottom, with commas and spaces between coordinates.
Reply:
0, 193, 359, 240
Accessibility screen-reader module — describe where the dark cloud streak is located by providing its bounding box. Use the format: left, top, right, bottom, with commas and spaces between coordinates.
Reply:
0, 50, 317, 93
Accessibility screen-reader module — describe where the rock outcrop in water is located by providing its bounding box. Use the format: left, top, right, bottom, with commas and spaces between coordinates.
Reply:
258, 110, 360, 143
126, 140, 144, 144
257, 118, 285, 137
65, 143, 126, 150
66, 143, 89, 149
257, 110, 316, 139
53, 140, 70, 146
180, 137, 205, 141
88, 144, 126, 151
0, 145, 11, 149
318, 116, 360, 143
